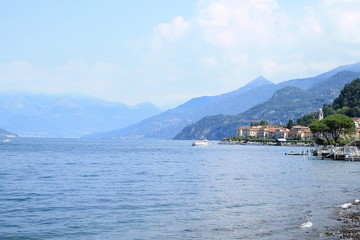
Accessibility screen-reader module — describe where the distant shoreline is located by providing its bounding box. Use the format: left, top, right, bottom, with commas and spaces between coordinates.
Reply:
219, 139, 315, 147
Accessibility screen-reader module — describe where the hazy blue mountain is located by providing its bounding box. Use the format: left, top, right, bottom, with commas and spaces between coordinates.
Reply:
83, 76, 277, 139
87, 61, 360, 140
173, 114, 240, 140
278, 61, 360, 90
0, 93, 161, 137
0, 127, 17, 138
307, 70, 360, 101
175, 87, 322, 140
219, 76, 274, 98
175, 69, 360, 140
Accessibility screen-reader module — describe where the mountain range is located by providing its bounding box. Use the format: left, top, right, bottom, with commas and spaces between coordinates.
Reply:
2, 61, 360, 139
87, 62, 360, 139
83, 76, 278, 139
0, 127, 17, 138
0, 93, 161, 137
175, 70, 360, 140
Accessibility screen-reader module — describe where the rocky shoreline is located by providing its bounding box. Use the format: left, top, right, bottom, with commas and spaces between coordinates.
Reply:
322, 199, 360, 239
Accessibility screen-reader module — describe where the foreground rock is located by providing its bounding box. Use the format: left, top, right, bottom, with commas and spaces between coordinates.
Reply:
322, 199, 360, 239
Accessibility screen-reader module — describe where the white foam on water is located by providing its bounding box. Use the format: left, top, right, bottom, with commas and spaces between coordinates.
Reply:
341, 203, 352, 209
300, 221, 313, 228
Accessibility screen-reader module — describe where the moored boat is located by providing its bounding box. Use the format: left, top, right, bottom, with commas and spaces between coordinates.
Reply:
192, 139, 213, 146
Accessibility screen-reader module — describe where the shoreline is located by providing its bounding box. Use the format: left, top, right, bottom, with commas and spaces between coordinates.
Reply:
319, 198, 360, 239
327, 203, 360, 239
219, 139, 314, 147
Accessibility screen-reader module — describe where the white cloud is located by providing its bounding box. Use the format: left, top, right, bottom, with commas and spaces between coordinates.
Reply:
296, 7, 323, 35
3, 1, 360, 107
198, 56, 219, 68
141, 0, 360, 102
230, 53, 248, 66
154, 16, 189, 40
196, 0, 279, 47
150, 16, 189, 51
321, 0, 360, 43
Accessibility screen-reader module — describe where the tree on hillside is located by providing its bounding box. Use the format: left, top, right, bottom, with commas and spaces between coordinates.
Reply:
286, 119, 294, 129
250, 120, 269, 126
250, 121, 260, 126
333, 78, 360, 109
296, 112, 316, 126
334, 106, 360, 118
322, 104, 335, 117
260, 120, 268, 126
296, 77, 360, 131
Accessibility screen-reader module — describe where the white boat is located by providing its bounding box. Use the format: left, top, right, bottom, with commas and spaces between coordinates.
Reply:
192, 139, 213, 146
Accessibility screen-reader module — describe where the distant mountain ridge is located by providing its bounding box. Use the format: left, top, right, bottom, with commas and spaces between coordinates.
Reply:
0, 93, 161, 137
88, 61, 360, 140
83, 76, 278, 139
0, 127, 17, 137
278, 62, 360, 90
175, 70, 360, 140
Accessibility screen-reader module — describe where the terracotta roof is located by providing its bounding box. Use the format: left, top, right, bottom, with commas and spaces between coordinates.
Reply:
291, 126, 309, 129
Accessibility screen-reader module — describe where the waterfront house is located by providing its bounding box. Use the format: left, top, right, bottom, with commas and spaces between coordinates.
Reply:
237, 125, 285, 139
275, 128, 290, 139
289, 126, 312, 140
257, 125, 282, 139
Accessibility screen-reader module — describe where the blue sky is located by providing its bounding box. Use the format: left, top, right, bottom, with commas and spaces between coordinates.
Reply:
1, 0, 360, 108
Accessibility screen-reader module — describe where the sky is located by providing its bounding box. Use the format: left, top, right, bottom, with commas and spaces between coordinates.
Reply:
1, 0, 360, 109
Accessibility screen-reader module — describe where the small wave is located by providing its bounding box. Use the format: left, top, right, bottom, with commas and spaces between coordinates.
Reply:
340, 203, 352, 209
2, 197, 31, 202
299, 221, 313, 228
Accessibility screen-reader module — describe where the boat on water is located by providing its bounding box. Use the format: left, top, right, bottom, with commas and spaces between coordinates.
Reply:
192, 139, 213, 146
2, 139, 11, 143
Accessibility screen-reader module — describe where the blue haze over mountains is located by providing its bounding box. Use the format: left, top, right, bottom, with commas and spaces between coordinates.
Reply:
0, 94, 161, 137
1, 61, 360, 138
86, 61, 360, 140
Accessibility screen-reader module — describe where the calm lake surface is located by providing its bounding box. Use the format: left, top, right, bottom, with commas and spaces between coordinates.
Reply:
1, 138, 360, 239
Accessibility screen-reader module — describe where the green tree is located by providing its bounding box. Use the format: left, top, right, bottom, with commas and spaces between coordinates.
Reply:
323, 104, 335, 117
322, 114, 355, 142
286, 119, 294, 129
347, 107, 360, 117
260, 120, 268, 126
309, 120, 330, 144
335, 106, 351, 116
250, 122, 260, 126
296, 112, 316, 126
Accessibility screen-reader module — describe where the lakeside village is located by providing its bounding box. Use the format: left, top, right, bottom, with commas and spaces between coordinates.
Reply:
216, 108, 360, 161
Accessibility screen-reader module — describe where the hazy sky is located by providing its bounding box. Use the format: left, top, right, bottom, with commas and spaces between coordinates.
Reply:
1, 0, 360, 108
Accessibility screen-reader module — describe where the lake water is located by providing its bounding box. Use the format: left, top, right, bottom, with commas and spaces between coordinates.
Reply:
1, 138, 360, 239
